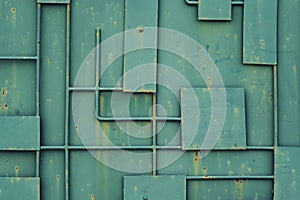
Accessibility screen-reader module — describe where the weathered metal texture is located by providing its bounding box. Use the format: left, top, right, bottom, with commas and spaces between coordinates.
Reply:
274, 147, 300, 199
123, 0, 158, 92
0, 177, 40, 199
198, 0, 232, 20
243, 0, 277, 65
124, 175, 186, 200
0, 116, 40, 150
0, 0, 299, 199
181, 88, 246, 150
278, 0, 300, 146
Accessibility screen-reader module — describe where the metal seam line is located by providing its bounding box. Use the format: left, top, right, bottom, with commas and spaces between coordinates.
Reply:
152, 94, 157, 175
0, 56, 37, 60
65, 4, 71, 200
186, 175, 274, 180
185, 0, 244, 5
95, 28, 101, 121
274, 65, 278, 147
35, 2, 41, 178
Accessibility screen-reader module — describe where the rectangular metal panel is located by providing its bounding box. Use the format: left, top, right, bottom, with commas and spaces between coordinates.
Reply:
243, 0, 277, 65
124, 175, 186, 200
188, 180, 273, 199
181, 88, 246, 150
0, 177, 40, 200
278, 0, 300, 146
274, 147, 300, 200
198, 0, 231, 20
0, 116, 40, 150
123, 0, 158, 92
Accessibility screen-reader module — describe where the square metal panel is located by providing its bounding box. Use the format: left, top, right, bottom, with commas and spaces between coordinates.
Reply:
274, 147, 300, 200
124, 175, 186, 200
198, 0, 232, 20
0, 116, 40, 150
181, 88, 246, 150
0, 177, 40, 199
243, 0, 277, 65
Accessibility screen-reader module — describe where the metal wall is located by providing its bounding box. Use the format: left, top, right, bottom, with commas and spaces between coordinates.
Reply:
0, 0, 299, 199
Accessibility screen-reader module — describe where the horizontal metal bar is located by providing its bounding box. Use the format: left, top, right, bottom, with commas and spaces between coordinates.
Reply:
246, 146, 274, 150
185, 0, 244, 5
186, 175, 274, 180
0, 56, 37, 60
96, 115, 181, 121
97, 116, 152, 121
69, 87, 123, 91
41, 146, 182, 150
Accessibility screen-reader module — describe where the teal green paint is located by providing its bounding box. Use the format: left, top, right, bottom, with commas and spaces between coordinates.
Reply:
0, 60, 36, 116
243, 0, 277, 65
40, 5, 66, 146
40, 151, 65, 200
158, 150, 273, 176
188, 179, 273, 200
181, 88, 246, 150
124, 175, 186, 200
123, 0, 158, 92
0, 151, 36, 177
278, 0, 300, 146
198, 0, 232, 20
0, 177, 40, 199
0, 116, 39, 150
275, 147, 300, 199
0, 0, 36, 56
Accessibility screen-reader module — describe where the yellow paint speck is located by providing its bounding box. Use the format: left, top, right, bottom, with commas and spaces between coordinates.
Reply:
234, 107, 239, 114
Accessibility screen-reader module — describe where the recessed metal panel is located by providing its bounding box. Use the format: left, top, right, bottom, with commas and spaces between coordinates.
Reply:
181, 88, 246, 150
124, 175, 186, 200
274, 147, 300, 200
243, 0, 277, 65
198, 0, 232, 20
0, 116, 40, 150
0, 177, 40, 199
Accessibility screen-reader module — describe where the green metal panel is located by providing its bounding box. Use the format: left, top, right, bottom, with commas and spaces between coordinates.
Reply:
124, 175, 186, 200
278, 0, 300, 146
243, 0, 277, 65
0, 116, 40, 150
198, 0, 232, 20
0, 177, 40, 199
274, 147, 300, 199
123, 0, 158, 92
0, 0, 299, 199
181, 88, 246, 150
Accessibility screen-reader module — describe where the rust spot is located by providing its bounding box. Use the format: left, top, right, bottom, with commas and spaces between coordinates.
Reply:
56, 175, 60, 181
194, 151, 199, 162
0, 104, 2, 109
1, 88, 6, 96
11, 7, 16, 12
91, 194, 95, 200
260, 39, 265, 46
4, 104, 8, 109
138, 27, 144, 33
15, 165, 19, 176
233, 33, 238, 39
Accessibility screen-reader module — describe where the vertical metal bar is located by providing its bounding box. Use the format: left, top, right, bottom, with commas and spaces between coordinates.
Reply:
152, 94, 157, 176
35, 2, 41, 178
274, 65, 278, 147
65, 4, 71, 200
95, 28, 101, 118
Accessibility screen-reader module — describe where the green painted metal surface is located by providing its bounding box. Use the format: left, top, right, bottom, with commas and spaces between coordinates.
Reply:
0, 177, 40, 199
123, 0, 158, 92
124, 175, 186, 200
0, 116, 40, 150
274, 147, 300, 199
0, 0, 299, 199
181, 88, 246, 150
243, 0, 277, 65
198, 0, 232, 20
